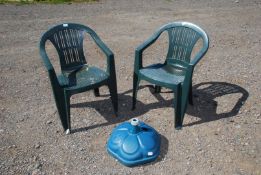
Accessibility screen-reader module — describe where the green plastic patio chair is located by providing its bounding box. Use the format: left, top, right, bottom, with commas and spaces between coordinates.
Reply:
39, 23, 118, 134
132, 22, 209, 129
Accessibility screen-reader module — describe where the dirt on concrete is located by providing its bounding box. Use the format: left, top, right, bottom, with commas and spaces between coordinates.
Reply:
0, 0, 261, 174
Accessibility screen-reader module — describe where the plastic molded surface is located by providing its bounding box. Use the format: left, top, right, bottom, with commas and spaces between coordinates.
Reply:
132, 22, 209, 129
107, 119, 161, 167
39, 23, 118, 132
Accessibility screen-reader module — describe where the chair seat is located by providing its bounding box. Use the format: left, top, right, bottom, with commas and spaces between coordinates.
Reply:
139, 64, 185, 88
58, 66, 109, 91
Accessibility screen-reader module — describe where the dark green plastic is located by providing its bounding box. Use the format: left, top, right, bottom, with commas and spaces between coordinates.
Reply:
132, 22, 209, 129
39, 23, 118, 133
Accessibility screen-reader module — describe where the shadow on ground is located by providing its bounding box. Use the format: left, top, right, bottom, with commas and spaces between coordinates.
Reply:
71, 81, 248, 131
184, 81, 249, 126
70, 85, 172, 133
70, 81, 248, 163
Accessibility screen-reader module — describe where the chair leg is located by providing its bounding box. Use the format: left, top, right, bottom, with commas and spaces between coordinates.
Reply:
188, 83, 193, 105
132, 73, 140, 110
108, 80, 118, 114
174, 84, 183, 129
94, 88, 100, 97
55, 101, 69, 132
154, 85, 161, 93
64, 92, 71, 134
53, 90, 70, 133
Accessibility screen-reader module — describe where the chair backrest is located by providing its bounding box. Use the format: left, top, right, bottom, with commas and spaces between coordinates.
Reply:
40, 23, 95, 72
162, 22, 208, 66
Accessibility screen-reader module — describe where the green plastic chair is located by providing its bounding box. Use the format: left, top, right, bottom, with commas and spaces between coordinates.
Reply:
39, 23, 118, 134
132, 22, 209, 129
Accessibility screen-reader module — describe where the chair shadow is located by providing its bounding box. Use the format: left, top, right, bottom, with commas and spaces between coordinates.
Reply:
70, 85, 171, 133
184, 81, 249, 126
71, 81, 248, 133
70, 81, 247, 164
70, 85, 170, 163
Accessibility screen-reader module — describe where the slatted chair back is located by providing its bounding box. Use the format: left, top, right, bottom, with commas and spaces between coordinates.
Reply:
39, 23, 118, 133
40, 23, 95, 72
162, 22, 208, 67
132, 22, 209, 129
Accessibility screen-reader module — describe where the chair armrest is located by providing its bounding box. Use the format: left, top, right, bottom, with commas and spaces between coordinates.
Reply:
89, 32, 115, 74
134, 29, 164, 73
39, 40, 55, 71
190, 34, 209, 66
39, 40, 60, 87
91, 33, 114, 58
190, 45, 209, 66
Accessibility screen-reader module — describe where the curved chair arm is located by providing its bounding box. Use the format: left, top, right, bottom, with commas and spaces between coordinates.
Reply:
39, 39, 60, 88
85, 28, 115, 75
134, 29, 165, 73
190, 32, 209, 66
190, 45, 209, 66
39, 40, 54, 71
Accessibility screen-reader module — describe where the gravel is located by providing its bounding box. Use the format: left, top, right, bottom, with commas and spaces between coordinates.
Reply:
0, 0, 261, 174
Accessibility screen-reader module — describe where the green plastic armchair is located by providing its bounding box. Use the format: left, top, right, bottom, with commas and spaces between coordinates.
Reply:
132, 22, 209, 129
39, 23, 118, 134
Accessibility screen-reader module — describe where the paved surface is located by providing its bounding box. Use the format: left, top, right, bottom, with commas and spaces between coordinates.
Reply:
0, 0, 260, 174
